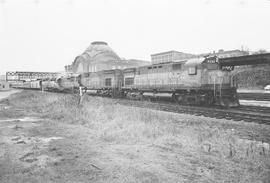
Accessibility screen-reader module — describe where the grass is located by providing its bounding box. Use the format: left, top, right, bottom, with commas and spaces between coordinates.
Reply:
2, 90, 270, 182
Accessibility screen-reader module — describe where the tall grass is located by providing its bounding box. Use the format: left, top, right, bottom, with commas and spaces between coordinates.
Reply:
7, 90, 270, 182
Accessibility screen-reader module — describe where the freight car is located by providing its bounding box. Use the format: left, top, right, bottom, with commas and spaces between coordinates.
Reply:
80, 56, 239, 106
11, 80, 42, 90
42, 75, 79, 93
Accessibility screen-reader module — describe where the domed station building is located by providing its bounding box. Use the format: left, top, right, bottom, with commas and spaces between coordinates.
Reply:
65, 41, 149, 73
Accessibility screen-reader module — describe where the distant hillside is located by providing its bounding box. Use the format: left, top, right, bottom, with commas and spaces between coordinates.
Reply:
233, 65, 270, 90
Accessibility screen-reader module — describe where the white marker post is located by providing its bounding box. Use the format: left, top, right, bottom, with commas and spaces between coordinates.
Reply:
78, 86, 83, 105
79, 86, 83, 97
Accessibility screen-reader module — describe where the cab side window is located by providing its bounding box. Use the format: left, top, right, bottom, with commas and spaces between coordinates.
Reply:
172, 63, 182, 71
105, 78, 112, 86
188, 67, 197, 75
125, 77, 134, 85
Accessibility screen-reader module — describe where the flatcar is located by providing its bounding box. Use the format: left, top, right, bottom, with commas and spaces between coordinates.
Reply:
11, 80, 41, 90
30, 80, 42, 90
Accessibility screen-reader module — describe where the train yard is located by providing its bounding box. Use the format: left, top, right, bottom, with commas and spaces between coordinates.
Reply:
1, 48, 270, 183
1, 0, 270, 180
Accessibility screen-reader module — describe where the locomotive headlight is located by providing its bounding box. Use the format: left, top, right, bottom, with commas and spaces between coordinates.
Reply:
217, 71, 223, 77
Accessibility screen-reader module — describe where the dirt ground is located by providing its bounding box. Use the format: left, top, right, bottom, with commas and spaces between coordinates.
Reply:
0, 90, 270, 183
0, 89, 21, 100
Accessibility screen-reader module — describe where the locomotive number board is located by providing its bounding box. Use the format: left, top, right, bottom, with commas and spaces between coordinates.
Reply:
205, 57, 219, 64
221, 66, 234, 71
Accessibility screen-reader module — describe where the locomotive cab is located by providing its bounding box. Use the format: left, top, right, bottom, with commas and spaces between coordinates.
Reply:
201, 56, 239, 107
128, 56, 239, 107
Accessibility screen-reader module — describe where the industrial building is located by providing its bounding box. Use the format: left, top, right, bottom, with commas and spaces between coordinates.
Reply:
151, 49, 249, 65
0, 81, 10, 91
5, 71, 59, 82
151, 50, 196, 64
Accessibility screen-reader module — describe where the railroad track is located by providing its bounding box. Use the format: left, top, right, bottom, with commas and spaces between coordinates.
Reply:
115, 98, 270, 125
15, 89, 270, 125
236, 105, 270, 113
238, 92, 270, 101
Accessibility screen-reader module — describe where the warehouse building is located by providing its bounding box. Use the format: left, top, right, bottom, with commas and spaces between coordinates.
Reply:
0, 81, 10, 91
151, 49, 249, 65
151, 50, 196, 64
5, 71, 59, 82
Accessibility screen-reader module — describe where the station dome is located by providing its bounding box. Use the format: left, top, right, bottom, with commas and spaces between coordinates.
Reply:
84, 41, 120, 62
72, 41, 121, 73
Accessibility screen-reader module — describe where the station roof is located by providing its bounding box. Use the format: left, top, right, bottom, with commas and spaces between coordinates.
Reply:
151, 50, 185, 56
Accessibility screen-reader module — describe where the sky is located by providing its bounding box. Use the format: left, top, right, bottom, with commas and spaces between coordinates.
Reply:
0, 0, 270, 74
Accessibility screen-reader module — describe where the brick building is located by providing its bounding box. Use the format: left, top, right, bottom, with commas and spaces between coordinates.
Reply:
0, 81, 10, 91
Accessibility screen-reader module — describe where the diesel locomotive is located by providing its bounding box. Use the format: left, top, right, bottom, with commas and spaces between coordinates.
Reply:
79, 56, 239, 106
12, 56, 239, 107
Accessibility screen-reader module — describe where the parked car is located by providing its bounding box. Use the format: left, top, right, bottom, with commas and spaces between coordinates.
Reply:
264, 85, 270, 91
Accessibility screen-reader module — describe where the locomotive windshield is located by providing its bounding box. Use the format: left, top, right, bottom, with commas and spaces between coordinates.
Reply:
204, 56, 219, 70
206, 64, 218, 70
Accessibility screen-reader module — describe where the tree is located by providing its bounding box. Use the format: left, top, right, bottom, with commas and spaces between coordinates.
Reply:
254, 49, 268, 54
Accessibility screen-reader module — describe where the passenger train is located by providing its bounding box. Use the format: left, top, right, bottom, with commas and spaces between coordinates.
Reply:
12, 56, 239, 107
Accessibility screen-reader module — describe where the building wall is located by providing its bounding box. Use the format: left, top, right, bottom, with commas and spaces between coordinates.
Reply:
87, 59, 149, 73
6, 72, 59, 81
215, 50, 249, 58
68, 42, 149, 74
0, 81, 10, 90
151, 49, 249, 65
151, 51, 196, 64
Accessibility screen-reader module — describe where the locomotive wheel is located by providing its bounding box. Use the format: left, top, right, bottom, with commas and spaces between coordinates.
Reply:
176, 95, 187, 105
203, 94, 214, 106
